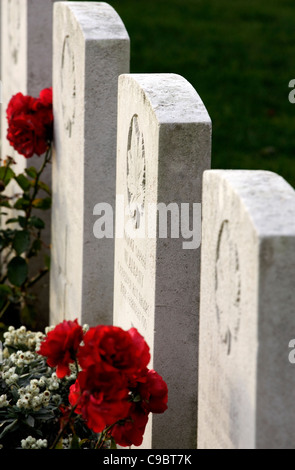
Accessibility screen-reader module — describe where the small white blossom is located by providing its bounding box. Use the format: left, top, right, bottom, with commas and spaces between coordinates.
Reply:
46, 371, 60, 391
38, 377, 46, 387
3, 367, 19, 385
21, 436, 47, 449
41, 390, 51, 406
31, 396, 42, 409
0, 394, 9, 407
48, 380, 59, 390
16, 397, 30, 409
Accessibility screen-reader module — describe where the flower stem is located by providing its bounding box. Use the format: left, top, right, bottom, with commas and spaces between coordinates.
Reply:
26, 144, 52, 221
95, 423, 116, 449
50, 402, 78, 449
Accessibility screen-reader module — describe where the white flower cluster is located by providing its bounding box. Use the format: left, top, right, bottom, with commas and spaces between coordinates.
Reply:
21, 436, 47, 449
17, 379, 51, 410
3, 325, 45, 352
7, 350, 36, 368
1, 366, 19, 385
46, 371, 60, 390
0, 394, 9, 408
65, 362, 80, 381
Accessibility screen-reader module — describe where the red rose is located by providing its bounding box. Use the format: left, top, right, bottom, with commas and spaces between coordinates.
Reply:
34, 88, 53, 134
110, 403, 149, 447
39, 88, 53, 108
110, 369, 168, 447
69, 367, 131, 433
38, 319, 83, 378
78, 325, 150, 377
6, 93, 36, 121
6, 88, 53, 158
137, 369, 168, 414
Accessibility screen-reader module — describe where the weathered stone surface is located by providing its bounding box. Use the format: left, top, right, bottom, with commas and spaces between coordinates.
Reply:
0, 0, 56, 326
50, 2, 130, 326
113, 73, 211, 449
197, 170, 295, 449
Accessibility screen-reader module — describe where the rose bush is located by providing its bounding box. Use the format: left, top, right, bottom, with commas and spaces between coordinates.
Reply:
0, 88, 53, 330
0, 322, 168, 449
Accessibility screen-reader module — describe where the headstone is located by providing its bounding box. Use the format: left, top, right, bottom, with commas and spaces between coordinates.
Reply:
197, 170, 295, 449
113, 73, 212, 449
0, 0, 56, 327
50, 2, 130, 326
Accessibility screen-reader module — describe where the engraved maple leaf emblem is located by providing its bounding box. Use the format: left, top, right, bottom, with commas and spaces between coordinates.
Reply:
127, 116, 146, 229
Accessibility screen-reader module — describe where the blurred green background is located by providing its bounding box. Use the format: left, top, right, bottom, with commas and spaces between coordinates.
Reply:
81, 0, 295, 188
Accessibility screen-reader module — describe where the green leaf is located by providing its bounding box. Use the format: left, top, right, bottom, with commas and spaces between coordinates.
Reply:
0, 284, 13, 310
32, 197, 51, 210
0, 167, 15, 186
27, 238, 42, 257
14, 174, 31, 192
14, 197, 30, 210
12, 230, 30, 255
5, 218, 19, 225
54, 439, 63, 450
0, 200, 11, 208
25, 415, 35, 427
38, 181, 51, 195
110, 437, 117, 449
28, 216, 45, 229
0, 419, 19, 440
44, 254, 51, 270
70, 434, 81, 449
7, 256, 28, 287
18, 216, 27, 228
25, 167, 38, 179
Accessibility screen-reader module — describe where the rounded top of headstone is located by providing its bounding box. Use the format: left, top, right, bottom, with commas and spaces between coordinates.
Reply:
56, 2, 130, 41
119, 73, 211, 125
203, 170, 295, 237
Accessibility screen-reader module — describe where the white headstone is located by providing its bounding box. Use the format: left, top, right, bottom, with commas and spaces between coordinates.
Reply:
113, 73, 212, 449
0, 0, 56, 326
50, 2, 130, 326
197, 170, 295, 449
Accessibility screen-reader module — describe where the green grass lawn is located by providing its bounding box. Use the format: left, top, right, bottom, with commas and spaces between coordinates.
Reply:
84, 0, 295, 188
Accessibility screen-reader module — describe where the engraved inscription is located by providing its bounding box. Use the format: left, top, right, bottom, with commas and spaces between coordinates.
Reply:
127, 115, 146, 230
118, 232, 151, 332
61, 36, 76, 137
215, 220, 241, 355
8, 0, 21, 65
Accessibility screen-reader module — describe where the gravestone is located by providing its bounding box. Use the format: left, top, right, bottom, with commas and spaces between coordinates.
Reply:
197, 170, 295, 449
50, 2, 130, 326
0, 0, 56, 327
113, 73, 211, 449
